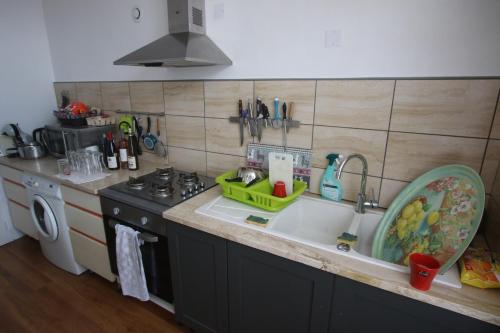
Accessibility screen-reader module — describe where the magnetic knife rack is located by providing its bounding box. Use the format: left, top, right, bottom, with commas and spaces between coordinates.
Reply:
228, 99, 301, 149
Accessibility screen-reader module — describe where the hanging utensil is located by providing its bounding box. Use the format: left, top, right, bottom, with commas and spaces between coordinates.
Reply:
282, 100, 287, 150
248, 99, 257, 138
256, 97, 263, 142
238, 99, 244, 146
154, 117, 167, 157
262, 104, 270, 128
143, 116, 158, 151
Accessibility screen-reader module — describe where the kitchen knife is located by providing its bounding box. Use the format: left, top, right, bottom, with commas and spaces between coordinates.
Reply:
256, 97, 263, 142
282, 101, 287, 150
273, 97, 281, 128
247, 100, 257, 137
262, 104, 270, 128
238, 99, 244, 146
287, 102, 294, 133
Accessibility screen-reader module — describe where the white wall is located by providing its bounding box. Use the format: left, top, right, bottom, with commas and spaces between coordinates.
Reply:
0, 0, 56, 133
43, 0, 500, 81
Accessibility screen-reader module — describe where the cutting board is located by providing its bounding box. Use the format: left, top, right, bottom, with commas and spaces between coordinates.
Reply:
268, 152, 293, 196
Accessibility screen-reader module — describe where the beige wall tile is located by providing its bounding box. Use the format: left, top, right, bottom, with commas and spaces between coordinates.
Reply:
165, 115, 205, 150
167, 147, 207, 175
205, 81, 254, 118
492, 161, 500, 204
206, 152, 246, 177
379, 179, 410, 208
76, 82, 102, 107
485, 199, 500, 254
491, 97, 500, 139
384, 132, 486, 182
481, 139, 500, 193
312, 126, 387, 176
309, 168, 380, 202
259, 125, 313, 149
315, 80, 394, 130
54, 82, 76, 107
205, 118, 252, 156
101, 82, 131, 110
164, 81, 204, 117
254, 81, 315, 125
130, 82, 164, 113
139, 150, 168, 164
391, 80, 499, 138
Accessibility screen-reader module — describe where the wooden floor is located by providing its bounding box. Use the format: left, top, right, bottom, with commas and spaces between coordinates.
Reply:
0, 237, 190, 333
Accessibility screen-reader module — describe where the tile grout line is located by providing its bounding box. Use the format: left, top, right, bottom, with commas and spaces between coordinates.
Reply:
480, 87, 500, 195
311, 80, 318, 153
378, 80, 397, 200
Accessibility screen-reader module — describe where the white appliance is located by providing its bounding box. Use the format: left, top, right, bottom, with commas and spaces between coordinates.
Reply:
0, 178, 24, 246
22, 173, 86, 275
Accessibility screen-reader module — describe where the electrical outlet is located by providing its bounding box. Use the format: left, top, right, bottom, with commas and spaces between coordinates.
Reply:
324, 30, 342, 48
214, 3, 224, 20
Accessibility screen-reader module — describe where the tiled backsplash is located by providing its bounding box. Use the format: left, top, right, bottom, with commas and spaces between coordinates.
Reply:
54, 79, 500, 208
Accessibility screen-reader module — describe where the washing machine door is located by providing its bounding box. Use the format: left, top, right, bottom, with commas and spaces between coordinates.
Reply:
30, 195, 58, 242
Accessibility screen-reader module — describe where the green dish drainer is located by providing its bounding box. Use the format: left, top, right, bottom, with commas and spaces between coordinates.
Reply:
215, 170, 307, 212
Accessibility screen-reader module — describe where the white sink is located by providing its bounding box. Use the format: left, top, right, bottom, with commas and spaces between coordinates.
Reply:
196, 195, 461, 288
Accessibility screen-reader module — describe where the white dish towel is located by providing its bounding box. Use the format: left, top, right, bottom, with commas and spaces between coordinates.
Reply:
115, 224, 149, 301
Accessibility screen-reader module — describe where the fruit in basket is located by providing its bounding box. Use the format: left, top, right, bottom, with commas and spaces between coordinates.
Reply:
68, 102, 89, 116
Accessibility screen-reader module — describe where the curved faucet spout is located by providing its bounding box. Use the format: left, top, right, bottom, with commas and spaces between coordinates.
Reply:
336, 154, 374, 213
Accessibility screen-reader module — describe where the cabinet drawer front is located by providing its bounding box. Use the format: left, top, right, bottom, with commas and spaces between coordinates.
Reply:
3, 179, 28, 206
69, 230, 115, 282
0, 165, 23, 183
7, 200, 38, 239
61, 185, 101, 214
65, 204, 106, 243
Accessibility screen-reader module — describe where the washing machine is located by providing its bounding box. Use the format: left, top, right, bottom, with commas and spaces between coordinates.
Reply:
22, 174, 86, 275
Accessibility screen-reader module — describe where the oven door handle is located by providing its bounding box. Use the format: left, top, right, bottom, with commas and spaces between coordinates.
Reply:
108, 220, 159, 243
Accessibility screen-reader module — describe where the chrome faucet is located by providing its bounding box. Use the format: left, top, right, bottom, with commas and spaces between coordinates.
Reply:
336, 154, 378, 213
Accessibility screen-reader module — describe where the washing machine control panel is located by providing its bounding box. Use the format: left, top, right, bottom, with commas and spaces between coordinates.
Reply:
21, 174, 62, 198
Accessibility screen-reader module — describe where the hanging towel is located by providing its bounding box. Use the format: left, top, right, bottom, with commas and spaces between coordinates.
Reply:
115, 224, 149, 301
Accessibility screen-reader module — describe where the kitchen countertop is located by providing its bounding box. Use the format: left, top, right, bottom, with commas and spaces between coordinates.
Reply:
0, 156, 167, 195
163, 187, 500, 326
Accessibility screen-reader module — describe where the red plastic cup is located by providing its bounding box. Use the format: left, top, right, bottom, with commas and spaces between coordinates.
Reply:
409, 253, 441, 291
272, 181, 287, 198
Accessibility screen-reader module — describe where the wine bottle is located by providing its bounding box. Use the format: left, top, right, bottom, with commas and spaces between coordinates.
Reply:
104, 132, 119, 170
127, 130, 139, 170
118, 132, 128, 169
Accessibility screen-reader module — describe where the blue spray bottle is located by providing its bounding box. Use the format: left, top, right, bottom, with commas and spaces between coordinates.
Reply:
320, 154, 343, 201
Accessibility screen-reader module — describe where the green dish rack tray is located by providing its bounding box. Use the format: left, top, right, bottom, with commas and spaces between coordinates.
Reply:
215, 170, 307, 212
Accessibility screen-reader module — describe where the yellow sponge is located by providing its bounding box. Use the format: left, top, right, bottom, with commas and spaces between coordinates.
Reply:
245, 215, 269, 228
336, 232, 358, 246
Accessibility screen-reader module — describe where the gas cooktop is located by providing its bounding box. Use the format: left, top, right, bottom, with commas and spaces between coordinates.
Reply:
99, 167, 216, 215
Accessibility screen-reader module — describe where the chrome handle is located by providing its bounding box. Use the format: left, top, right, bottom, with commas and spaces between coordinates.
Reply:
139, 232, 158, 243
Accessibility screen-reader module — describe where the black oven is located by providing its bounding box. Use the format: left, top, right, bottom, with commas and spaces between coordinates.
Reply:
101, 197, 173, 303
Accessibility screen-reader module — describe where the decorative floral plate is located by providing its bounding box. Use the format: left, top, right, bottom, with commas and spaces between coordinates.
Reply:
372, 165, 485, 274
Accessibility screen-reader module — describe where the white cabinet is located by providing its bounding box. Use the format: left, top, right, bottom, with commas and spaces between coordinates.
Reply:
61, 185, 115, 282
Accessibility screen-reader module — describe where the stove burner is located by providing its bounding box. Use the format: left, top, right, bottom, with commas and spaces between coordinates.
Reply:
127, 176, 146, 190
150, 182, 174, 198
178, 172, 199, 186
156, 167, 175, 180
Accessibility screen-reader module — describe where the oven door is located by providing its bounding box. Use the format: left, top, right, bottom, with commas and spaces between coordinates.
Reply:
103, 217, 173, 303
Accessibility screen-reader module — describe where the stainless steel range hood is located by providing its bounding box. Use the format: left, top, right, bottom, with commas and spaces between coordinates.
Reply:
114, 0, 232, 67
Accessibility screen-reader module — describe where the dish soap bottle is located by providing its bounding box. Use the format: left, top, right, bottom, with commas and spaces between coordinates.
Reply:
320, 153, 343, 201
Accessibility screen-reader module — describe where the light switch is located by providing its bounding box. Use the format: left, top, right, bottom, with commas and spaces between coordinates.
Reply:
214, 3, 224, 20
325, 30, 342, 48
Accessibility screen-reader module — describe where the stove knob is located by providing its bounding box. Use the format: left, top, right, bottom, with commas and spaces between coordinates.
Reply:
200, 182, 205, 189
188, 187, 193, 194
194, 184, 199, 191
140, 217, 148, 225
113, 207, 120, 216
33, 182, 39, 188
181, 189, 187, 197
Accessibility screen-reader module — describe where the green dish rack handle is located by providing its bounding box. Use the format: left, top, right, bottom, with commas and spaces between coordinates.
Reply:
215, 170, 307, 212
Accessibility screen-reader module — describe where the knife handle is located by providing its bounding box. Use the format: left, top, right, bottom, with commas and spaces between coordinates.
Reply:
289, 102, 294, 120
238, 99, 243, 117
282, 101, 287, 120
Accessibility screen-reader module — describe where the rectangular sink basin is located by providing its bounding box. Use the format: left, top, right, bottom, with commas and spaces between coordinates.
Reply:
196, 195, 461, 288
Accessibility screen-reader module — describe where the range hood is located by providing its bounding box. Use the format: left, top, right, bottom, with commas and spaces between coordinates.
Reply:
114, 0, 232, 67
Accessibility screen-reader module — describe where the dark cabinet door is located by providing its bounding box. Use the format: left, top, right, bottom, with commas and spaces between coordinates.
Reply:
228, 242, 334, 333
167, 222, 228, 333
330, 276, 497, 333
